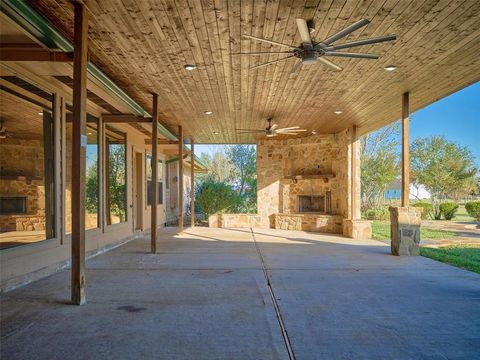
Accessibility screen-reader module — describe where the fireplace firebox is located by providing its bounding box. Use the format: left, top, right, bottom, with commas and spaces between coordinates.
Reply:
0, 196, 27, 215
297, 192, 332, 214
298, 195, 324, 213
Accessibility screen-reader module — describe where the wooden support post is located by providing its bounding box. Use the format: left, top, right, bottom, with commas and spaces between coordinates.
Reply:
351, 125, 359, 220
151, 94, 159, 254
98, 116, 105, 232
71, 1, 88, 305
178, 126, 184, 233
401, 92, 410, 207
190, 139, 195, 228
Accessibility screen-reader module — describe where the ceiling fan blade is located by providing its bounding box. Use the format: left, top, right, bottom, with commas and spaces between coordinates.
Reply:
231, 51, 294, 55
324, 51, 379, 59
321, 19, 370, 45
277, 126, 300, 130
296, 18, 312, 44
270, 123, 278, 131
317, 57, 342, 71
277, 129, 307, 133
325, 35, 396, 50
250, 55, 295, 70
291, 59, 302, 73
236, 130, 266, 134
242, 35, 297, 49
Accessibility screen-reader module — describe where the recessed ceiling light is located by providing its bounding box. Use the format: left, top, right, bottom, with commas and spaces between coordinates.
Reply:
384, 65, 396, 71
334, 111, 342, 115
87, 132, 92, 135
204, 111, 213, 115
184, 64, 196, 71
213, 131, 219, 135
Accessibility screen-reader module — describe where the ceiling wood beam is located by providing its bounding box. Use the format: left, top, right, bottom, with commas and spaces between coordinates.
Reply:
102, 114, 152, 123
0, 49, 74, 62
144, 139, 179, 145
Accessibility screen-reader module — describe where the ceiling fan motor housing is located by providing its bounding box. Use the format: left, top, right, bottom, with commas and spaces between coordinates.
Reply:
302, 50, 318, 64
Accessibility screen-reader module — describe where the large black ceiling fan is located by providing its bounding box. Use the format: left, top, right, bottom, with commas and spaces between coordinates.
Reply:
234, 18, 396, 72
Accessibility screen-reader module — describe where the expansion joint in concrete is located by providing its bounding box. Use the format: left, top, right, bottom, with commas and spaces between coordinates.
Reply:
250, 228, 296, 360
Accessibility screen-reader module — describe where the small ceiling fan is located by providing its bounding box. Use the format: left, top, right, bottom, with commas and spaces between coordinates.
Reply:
234, 18, 396, 72
236, 118, 307, 137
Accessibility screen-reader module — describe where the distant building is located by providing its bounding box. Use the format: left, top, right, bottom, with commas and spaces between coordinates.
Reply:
384, 179, 431, 200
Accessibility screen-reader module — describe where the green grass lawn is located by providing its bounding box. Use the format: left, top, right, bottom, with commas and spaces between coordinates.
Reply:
453, 205, 476, 222
420, 245, 480, 274
371, 221, 457, 241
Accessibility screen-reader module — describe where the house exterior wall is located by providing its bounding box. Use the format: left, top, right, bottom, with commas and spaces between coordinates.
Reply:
0, 118, 173, 292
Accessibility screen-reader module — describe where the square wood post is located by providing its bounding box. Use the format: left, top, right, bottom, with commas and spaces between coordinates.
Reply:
401, 92, 410, 207
151, 94, 159, 253
351, 125, 359, 220
178, 126, 184, 233
71, 1, 88, 305
190, 138, 195, 228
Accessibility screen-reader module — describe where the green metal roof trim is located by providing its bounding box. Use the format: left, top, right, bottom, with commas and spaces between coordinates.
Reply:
1, 0, 178, 142
166, 154, 208, 170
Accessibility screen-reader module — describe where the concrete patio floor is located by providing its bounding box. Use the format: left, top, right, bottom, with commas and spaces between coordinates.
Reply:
1, 227, 479, 360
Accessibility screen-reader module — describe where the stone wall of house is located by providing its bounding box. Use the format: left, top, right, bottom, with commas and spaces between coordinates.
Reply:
257, 130, 353, 228
0, 139, 46, 232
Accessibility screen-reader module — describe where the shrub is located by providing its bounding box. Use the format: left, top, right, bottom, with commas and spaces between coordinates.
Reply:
195, 178, 239, 219
364, 207, 390, 220
465, 201, 480, 221
439, 202, 459, 220
412, 202, 433, 220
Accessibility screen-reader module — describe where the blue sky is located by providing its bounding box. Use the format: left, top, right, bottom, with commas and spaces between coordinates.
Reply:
196, 82, 479, 165
410, 82, 479, 166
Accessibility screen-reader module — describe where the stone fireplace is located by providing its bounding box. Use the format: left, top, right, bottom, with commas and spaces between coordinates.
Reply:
0, 139, 46, 232
256, 131, 354, 234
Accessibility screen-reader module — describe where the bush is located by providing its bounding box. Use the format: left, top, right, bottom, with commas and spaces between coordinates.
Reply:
364, 207, 390, 220
439, 202, 459, 220
465, 201, 480, 221
412, 202, 433, 220
195, 179, 239, 219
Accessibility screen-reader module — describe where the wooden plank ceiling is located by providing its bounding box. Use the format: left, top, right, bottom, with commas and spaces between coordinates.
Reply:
29, 0, 480, 143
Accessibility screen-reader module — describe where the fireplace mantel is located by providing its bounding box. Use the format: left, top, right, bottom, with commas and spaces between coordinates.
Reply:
284, 174, 335, 181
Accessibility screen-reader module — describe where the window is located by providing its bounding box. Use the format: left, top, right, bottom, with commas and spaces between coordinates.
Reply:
66, 117, 99, 232
105, 126, 127, 225
146, 153, 163, 205
0, 80, 55, 249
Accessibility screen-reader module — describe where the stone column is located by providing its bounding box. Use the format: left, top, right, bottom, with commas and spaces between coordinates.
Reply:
389, 207, 422, 256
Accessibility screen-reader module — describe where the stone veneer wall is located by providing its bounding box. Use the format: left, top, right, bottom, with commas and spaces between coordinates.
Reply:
0, 139, 46, 232
257, 130, 352, 228
209, 213, 263, 228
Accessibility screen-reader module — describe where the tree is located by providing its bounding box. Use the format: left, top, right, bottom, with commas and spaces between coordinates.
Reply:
360, 123, 400, 209
108, 144, 127, 221
411, 136, 477, 219
207, 151, 237, 183
85, 161, 98, 214
225, 145, 256, 197
195, 178, 240, 219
